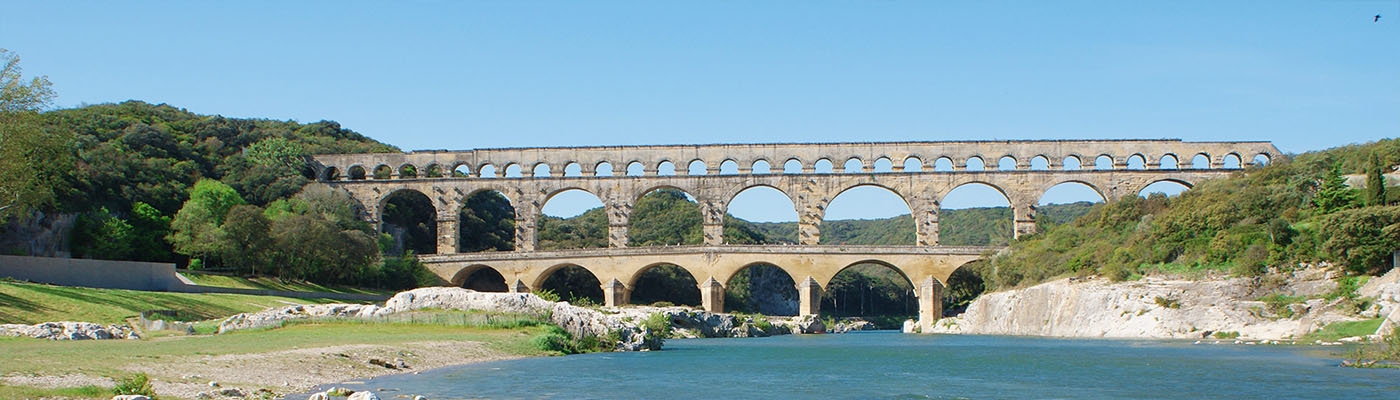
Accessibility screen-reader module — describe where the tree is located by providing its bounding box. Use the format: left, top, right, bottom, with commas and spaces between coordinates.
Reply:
221, 204, 271, 275
1319, 206, 1400, 275
0, 48, 68, 223
1367, 151, 1387, 207
168, 179, 246, 268
1315, 166, 1358, 214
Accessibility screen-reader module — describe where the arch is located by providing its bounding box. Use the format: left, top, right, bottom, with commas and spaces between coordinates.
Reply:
1126, 154, 1146, 170
451, 265, 508, 292
380, 189, 438, 255
965, 156, 986, 171
940, 182, 1013, 246
629, 263, 701, 307
536, 263, 604, 305
1029, 155, 1050, 171
629, 188, 702, 246
783, 158, 803, 174
373, 164, 393, 180
1038, 181, 1107, 205
532, 163, 551, 178
459, 189, 515, 252
726, 185, 799, 243
933, 157, 955, 172
595, 161, 614, 177
997, 156, 1017, 171
1139, 179, 1193, 198
814, 159, 835, 173
423, 164, 443, 178
822, 185, 914, 244
724, 262, 799, 316
322, 166, 341, 181
688, 160, 708, 175
563, 162, 583, 177
478, 164, 498, 178
843, 157, 864, 173
1252, 153, 1271, 167
720, 159, 740, 175
348, 165, 368, 180
657, 160, 677, 176
873, 157, 894, 173
538, 188, 607, 250
1094, 155, 1113, 170
1159, 154, 1180, 170
1191, 153, 1210, 169
1062, 155, 1082, 171
752, 159, 773, 174
943, 260, 988, 316
822, 261, 916, 319
902, 156, 923, 172
626, 161, 645, 176
504, 164, 523, 178
1222, 153, 1243, 169
398, 163, 418, 179
452, 163, 472, 178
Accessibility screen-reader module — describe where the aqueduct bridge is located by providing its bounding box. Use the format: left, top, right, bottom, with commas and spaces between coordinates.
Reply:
314, 139, 1279, 330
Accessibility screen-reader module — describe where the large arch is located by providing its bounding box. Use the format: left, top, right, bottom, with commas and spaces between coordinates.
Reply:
1036, 181, 1106, 228
628, 187, 703, 246
822, 261, 916, 322
821, 185, 915, 245
942, 260, 988, 317
629, 263, 701, 307
459, 189, 516, 252
725, 185, 798, 244
1138, 179, 1193, 198
939, 182, 1013, 246
724, 262, 799, 316
380, 189, 437, 255
537, 188, 607, 250
450, 265, 508, 292
536, 263, 604, 305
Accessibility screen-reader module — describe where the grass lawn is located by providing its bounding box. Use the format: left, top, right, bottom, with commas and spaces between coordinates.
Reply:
1304, 318, 1384, 342
178, 271, 392, 296
0, 280, 352, 325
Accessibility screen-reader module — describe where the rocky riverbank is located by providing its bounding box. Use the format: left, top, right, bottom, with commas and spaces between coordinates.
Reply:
929, 266, 1400, 341
0, 321, 138, 340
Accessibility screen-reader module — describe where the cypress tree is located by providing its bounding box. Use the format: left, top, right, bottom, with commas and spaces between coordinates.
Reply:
1366, 151, 1387, 206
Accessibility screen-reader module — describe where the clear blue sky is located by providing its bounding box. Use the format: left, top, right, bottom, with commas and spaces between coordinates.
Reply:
4, 1, 1397, 221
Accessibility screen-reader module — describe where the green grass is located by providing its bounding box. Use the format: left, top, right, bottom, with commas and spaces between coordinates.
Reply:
1305, 318, 1385, 342
0, 280, 349, 325
0, 384, 110, 400
178, 271, 391, 295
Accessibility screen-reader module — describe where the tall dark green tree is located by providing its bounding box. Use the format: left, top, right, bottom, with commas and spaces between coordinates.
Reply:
1315, 166, 1357, 214
1366, 151, 1387, 207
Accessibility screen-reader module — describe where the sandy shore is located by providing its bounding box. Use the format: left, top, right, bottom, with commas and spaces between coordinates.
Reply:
1, 339, 525, 400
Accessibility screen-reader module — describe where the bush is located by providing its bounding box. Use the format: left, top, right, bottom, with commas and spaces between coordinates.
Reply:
1153, 296, 1181, 309
113, 373, 158, 399
533, 289, 561, 302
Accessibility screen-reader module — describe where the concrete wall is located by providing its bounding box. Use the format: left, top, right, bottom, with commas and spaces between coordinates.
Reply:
0, 255, 183, 291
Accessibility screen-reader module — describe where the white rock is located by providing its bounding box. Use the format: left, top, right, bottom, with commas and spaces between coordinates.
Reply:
112, 395, 151, 400
347, 391, 381, 400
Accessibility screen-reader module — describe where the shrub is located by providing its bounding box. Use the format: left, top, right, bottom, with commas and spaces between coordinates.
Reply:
113, 373, 158, 399
533, 289, 561, 302
1153, 296, 1181, 309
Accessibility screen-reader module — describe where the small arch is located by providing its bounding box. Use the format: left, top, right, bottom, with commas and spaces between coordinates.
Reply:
595, 161, 615, 177
783, 159, 803, 174
504, 164, 523, 178
423, 164, 443, 178
1159, 154, 1180, 170
453, 163, 472, 178
965, 156, 986, 171
537, 264, 604, 305
997, 156, 1017, 171
752, 160, 773, 174
933, 157, 955, 172
452, 266, 508, 292
626, 161, 645, 176
322, 166, 341, 181
1191, 153, 1211, 169
348, 165, 367, 180
1223, 153, 1243, 169
1062, 156, 1082, 171
373, 164, 393, 180
873, 157, 894, 173
902, 156, 923, 172
1252, 154, 1271, 167
398, 164, 418, 179
843, 157, 864, 173
688, 160, 708, 175
1127, 154, 1146, 170
630, 263, 701, 307
532, 163, 552, 178
725, 263, 798, 316
1030, 155, 1050, 171
657, 161, 677, 176
478, 164, 498, 178
563, 162, 583, 177
815, 159, 835, 173
1094, 155, 1113, 170
720, 160, 740, 175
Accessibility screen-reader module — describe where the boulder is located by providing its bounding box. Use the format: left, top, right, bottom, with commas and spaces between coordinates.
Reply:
347, 391, 381, 400
111, 395, 151, 400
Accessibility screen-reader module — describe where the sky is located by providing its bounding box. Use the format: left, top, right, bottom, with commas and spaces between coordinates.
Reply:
3, 1, 1397, 221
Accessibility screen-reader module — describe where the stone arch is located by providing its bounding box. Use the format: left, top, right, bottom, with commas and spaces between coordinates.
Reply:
629, 187, 702, 246
322, 166, 341, 181
1159, 154, 1180, 170
373, 164, 393, 180
726, 185, 799, 243
537, 188, 607, 250
451, 163, 471, 178
939, 181, 1014, 246
843, 157, 865, 173
723, 261, 799, 316
1126, 154, 1147, 170
378, 188, 438, 255
997, 155, 1017, 171
595, 161, 614, 177
943, 259, 988, 316
626, 161, 645, 176
1029, 155, 1051, 171
535, 263, 604, 305
1093, 155, 1113, 170
1137, 178, 1194, 197
1062, 155, 1083, 171
1222, 153, 1243, 169
532, 163, 552, 177
822, 261, 917, 318
478, 163, 498, 178
347, 165, 367, 180
563, 162, 583, 177
459, 188, 516, 252
965, 156, 986, 171
1191, 153, 1211, 169
688, 159, 708, 175
423, 164, 443, 178
629, 262, 702, 307
873, 157, 894, 173
822, 184, 915, 245
720, 159, 740, 175
1252, 153, 1271, 166
398, 163, 418, 179
814, 158, 835, 173
450, 265, 508, 292
933, 157, 955, 172
657, 160, 677, 176
1037, 181, 1107, 209
752, 159, 773, 174
504, 163, 523, 178
903, 156, 923, 172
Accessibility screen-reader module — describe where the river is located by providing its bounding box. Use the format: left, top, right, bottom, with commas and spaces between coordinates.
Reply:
307, 332, 1397, 399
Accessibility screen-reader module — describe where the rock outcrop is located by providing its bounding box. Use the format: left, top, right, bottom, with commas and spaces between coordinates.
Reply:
0, 321, 138, 340
930, 267, 1368, 340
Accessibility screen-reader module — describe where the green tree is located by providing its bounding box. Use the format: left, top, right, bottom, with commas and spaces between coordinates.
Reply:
221, 204, 271, 275
0, 48, 68, 223
168, 179, 246, 268
459, 190, 515, 251
1315, 166, 1357, 214
1366, 151, 1387, 207
1319, 206, 1400, 275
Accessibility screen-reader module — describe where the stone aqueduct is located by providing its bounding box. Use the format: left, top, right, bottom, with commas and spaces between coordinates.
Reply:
313, 139, 1279, 330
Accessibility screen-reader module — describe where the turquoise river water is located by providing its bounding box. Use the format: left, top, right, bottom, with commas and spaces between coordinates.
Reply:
304, 332, 1398, 399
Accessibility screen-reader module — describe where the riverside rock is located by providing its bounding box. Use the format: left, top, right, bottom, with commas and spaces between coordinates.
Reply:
0, 321, 137, 340
347, 391, 380, 400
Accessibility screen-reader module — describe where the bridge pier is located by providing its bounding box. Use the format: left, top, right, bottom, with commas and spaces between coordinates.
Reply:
1013, 203, 1037, 238
510, 279, 530, 294
699, 277, 725, 313
436, 216, 458, 254
603, 279, 631, 307
797, 277, 822, 316
917, 276, 945, 333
